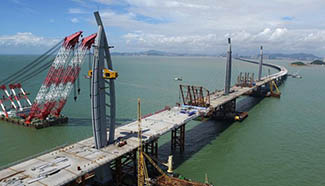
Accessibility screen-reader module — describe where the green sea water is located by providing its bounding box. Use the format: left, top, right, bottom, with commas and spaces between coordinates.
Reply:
0, 55, 324, 186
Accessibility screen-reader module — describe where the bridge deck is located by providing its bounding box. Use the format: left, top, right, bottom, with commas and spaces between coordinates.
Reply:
0, 62, 287, 186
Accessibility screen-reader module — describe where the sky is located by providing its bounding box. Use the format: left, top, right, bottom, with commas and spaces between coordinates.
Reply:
1, 0, 325, 56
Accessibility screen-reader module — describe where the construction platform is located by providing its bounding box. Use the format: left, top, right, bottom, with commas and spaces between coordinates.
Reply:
0, 62, 287, 186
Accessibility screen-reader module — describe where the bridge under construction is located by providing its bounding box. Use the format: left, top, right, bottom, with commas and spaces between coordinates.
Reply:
0, 12, 288, 186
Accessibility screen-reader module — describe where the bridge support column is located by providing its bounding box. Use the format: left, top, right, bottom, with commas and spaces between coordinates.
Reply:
251, 86, 268, 97
171, 124, 185, 153
213, 99, 236, 120
145, 138, 158, 159
94, 164, 112, 185
144, 138, 159, 173
110, 149, 137, 186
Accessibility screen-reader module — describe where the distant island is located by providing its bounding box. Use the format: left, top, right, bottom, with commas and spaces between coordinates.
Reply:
310, 59, 325, 65
291, 61, 306, 66
263, 53, 320, 60
290, 59, 325, 66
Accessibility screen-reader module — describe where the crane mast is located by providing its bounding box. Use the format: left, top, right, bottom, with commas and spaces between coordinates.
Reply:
137, 98, 147, 186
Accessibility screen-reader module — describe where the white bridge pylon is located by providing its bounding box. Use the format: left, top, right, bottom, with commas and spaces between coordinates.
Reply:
91, 11, 117, 149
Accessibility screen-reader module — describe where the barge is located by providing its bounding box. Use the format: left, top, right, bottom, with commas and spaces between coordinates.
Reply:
0, 114, 68, 129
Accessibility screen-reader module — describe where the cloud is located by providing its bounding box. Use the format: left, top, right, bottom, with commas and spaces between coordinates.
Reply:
6, 0, 325, 55
104, 0, 325, 55
68, 8, 88, 14
71, 17, 79, 23
121, 27, 325, 55
0, 32, 60, 54
0, 32, 59, 47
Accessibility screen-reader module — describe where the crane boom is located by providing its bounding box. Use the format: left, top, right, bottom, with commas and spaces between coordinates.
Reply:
51, 33, 97, 117
137, 98, 146, 186
25, 31, 83, 124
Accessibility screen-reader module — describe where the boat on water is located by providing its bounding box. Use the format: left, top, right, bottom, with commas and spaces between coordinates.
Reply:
291, 73, 302, 79
289, 71, 302, 79
174, 77, 183, 81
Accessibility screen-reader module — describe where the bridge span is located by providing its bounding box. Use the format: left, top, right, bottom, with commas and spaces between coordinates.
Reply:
0, 60, 287, 186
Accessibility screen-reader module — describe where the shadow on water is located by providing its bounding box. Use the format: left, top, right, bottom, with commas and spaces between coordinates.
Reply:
157, 96, 264, 170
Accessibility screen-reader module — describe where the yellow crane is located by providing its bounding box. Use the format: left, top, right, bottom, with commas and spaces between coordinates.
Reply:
269, 80, 281, 97
142, 152, 169, 178
137, 98, 150, 186
137, 98, 171, 186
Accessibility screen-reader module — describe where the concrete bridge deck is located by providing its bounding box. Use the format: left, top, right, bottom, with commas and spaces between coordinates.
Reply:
0, 61, 287, 186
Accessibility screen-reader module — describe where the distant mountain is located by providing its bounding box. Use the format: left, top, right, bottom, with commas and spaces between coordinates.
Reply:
111, 50, 213, 57
112, 50, 180, 56
263, 53, 321, 60
111, 50, 321, 60
140, 50, 171, 56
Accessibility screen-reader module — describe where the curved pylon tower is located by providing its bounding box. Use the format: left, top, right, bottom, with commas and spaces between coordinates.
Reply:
91, 11, 117, 149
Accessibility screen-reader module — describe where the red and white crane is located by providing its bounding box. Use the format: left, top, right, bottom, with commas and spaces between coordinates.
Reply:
25, 31, 83, 123
0, 31, 97, 125
51, 33, 97, 117
25, 32, 96, 124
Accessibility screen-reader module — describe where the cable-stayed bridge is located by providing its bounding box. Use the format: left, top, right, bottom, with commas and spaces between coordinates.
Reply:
0, 12, 287, 186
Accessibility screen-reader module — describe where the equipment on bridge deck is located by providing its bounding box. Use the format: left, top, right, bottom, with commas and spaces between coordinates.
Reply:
87, 68, 118, 79
179, 85, 210, 107
236, 72, 256, 87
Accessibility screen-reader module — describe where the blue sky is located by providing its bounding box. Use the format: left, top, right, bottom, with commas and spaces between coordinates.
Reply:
1, 0, 325, 56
